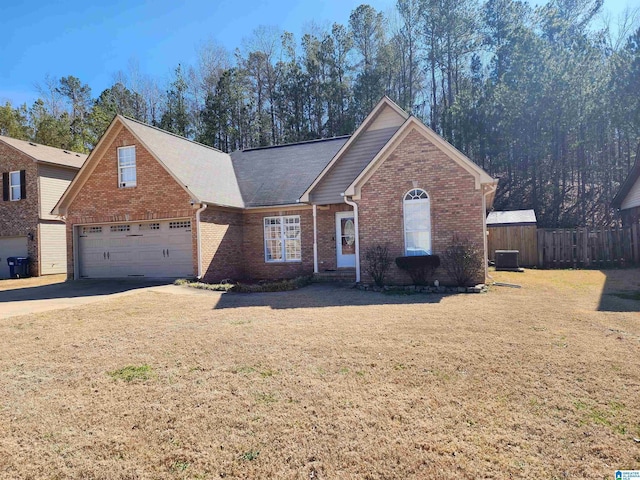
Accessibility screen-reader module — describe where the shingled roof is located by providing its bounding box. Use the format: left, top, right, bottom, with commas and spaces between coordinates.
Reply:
487, 209, 537, 226
231, 137, 349, 207
57, 96, 497, 214
0, 135, 87, 169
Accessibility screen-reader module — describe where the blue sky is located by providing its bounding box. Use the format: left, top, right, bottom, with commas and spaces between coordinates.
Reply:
0, 0, 634, 107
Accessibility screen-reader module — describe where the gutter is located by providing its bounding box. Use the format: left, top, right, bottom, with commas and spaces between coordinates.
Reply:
342, 194, 361, 283
195, 203, 208, 279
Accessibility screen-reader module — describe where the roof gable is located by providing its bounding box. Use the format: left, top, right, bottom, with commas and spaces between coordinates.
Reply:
612, 147, 640, 210
309, 126, 401, 204
620, 173, 640, 210
0, 135, 87, 169
299, 96, 409, 203
120, 117, 243, 208
345, 117, 496, 198
54, 116, 245, 215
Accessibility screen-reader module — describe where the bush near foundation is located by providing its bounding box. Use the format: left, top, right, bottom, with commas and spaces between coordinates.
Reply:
364, 244, 392, 287
395, 255, 440, 285
441, 235, 483, 287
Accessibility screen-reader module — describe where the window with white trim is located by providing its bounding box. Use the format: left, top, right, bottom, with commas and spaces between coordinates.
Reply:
117, 146, 136, 188
403, 188, 431, 256
9, 171, 21, 201
264, 215, 301, 262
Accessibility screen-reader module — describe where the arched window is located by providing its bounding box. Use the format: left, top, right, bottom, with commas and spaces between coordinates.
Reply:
403, 188, 431, 256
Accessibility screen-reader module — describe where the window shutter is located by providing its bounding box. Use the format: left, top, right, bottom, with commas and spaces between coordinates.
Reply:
20, 170, 26, 200
2, 172, 7, 201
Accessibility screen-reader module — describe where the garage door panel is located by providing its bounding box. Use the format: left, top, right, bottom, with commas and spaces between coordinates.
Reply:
78, 220, 193, 278
0, 237, 28, 279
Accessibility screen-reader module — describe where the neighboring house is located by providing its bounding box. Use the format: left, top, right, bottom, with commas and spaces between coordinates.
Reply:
53, 97, 498, 285
612, 151, 640, 226
0, 136, 87, 278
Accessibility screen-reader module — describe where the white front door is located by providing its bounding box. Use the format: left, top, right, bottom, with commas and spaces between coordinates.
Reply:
336, 211, 356, 268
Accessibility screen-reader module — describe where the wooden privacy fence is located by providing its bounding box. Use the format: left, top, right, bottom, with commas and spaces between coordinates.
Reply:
537, 225, 640, 268
487, 225, 538, 266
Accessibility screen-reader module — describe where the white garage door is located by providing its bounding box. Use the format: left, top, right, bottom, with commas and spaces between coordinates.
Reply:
78, 220, 193, 278
40, 223, 68, 275
0, 236, 28, 279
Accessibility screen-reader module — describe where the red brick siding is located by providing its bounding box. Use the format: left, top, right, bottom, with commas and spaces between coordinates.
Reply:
357, 128, 485, 285
242, 208, 314, 281
65, 124, 196, 278
316, 204, 353, 271
0, 143, 40, 275
200, 207, 244, 282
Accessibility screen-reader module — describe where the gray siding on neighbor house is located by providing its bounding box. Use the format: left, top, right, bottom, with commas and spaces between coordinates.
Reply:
38, 163, 77, 219
39, 221, 67, 275
309, 126, 400, 205
621, 176, 640, 210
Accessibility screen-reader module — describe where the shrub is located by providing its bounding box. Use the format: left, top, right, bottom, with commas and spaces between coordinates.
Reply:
441, 235, 484, 286
233, 276, 312, 293
395, 255, 440, 285
175, 276, 312, 293
364, 244, 392, 286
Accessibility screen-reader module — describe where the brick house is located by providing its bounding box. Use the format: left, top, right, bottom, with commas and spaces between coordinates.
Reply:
612, 148, 640, 227
0, 136, 87, 278
54, 97, 498, 285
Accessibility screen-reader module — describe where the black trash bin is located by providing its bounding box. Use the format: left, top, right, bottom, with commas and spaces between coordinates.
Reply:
7, 257, 30, 278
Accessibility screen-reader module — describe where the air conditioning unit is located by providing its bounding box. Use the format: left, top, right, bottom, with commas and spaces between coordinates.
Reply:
495, 250, 524, 272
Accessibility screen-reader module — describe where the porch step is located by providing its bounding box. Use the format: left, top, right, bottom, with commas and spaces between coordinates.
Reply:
312, 269, 356, 283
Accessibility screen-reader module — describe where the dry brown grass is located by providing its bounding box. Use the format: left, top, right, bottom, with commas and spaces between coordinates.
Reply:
0, 269, 639, 479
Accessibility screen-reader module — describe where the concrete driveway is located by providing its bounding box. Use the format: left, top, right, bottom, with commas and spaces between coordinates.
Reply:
0, 278, 188, 319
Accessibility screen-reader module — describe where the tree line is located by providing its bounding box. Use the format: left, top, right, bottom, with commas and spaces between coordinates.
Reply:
1, 0, 638, 228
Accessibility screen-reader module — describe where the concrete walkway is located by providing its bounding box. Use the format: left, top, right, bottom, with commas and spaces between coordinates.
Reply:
0, 279, 205, 319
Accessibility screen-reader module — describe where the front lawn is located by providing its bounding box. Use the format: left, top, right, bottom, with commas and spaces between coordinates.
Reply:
0, 269, 639, 478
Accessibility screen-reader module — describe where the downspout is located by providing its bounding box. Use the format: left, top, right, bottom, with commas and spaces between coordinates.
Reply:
482, 184, 496, 283
342, 194, 361, 283
313, 204, 318, 274
73, 224, 79, 280
196, 203, 208, 279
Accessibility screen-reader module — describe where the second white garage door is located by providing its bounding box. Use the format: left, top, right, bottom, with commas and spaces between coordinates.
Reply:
0, 236, 28, 279
78, 220, 193, 278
